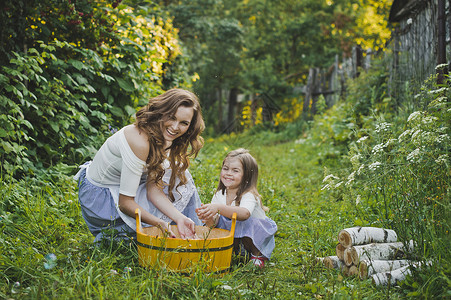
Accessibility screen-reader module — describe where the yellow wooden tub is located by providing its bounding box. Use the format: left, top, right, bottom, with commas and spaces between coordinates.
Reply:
135, 209, 237, 273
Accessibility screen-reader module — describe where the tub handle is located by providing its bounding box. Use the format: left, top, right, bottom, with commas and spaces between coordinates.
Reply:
229, 213, 237, 238
135, 208, 142, 233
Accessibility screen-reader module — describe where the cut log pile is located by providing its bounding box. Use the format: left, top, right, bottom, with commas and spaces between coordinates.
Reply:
317, 226, 426, 286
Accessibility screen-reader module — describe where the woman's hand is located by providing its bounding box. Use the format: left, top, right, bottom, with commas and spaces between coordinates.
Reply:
175, 217, 196, 239
157, 220, 176, 238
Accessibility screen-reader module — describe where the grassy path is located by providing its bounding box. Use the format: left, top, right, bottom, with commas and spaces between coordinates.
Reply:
0, 132, 407, 299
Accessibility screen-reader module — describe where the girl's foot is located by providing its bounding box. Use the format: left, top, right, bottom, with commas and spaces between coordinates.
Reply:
250, 255, 267, 269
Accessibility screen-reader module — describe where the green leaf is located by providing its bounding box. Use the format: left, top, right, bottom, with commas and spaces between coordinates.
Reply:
69, 59, 85, 71
124, 105, 135, 116
0, 128, 7, 138
109, 106, 124, 117
115, 77, 134, 92
1, 141, 14, 153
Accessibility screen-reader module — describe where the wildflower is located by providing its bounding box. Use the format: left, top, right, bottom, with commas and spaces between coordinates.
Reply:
372, 143, 385, 155
384, 139, 397, 147
375, 122, 391, 133
322, 174, 339, 183
407, 111, 422, 123
346, 171, 356, 186
407, 148, 421, 163
398, 129, 412, 142
334, 181, 343, 188
357, 136, 369, 143
350, 154, 361, 168
357, 164, 365, 175
410, 129, 423, 142
435, 63, 449, 70
428, 87, 449, 95
435, 154, 449, 165
356, 195, 361, 205
368, 162, 382, 171
321, 184, 331, 191
435, 134, 450, 144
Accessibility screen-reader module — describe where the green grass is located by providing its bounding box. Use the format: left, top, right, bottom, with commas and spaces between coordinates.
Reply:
1, 94, 449, 298
0, 134, 394, 299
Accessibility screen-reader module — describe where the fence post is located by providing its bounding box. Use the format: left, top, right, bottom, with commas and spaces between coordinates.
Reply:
303, 68, 316, 119
437, 0, 448, 84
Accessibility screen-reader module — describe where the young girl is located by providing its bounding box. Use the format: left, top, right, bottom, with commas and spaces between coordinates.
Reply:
75, 88, 205, 242
196, 149, 277, 268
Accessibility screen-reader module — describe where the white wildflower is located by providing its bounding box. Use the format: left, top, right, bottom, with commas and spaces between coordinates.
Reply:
398, 129, 412, 142
407, 111, 422, 123
428, 87, 449, 95
334, 181, 343, 188
406, 18, 412, 25
357, 136, 369, 143
375, 122, 392, 133
410, 129, 422, 142
407, 148, 421, 163
350, 154, 361, 168
372, 143, 385, 155
422, 116, 438, 125
368, 162, 382, 171
384, 138, 397, 147
322, 174, 339, 183
435, 134, 450, 144
357, 164, 365, 175
295, 138, 306, 144
321, 183, 331, 191
435, 63, 449, 70
435, 154, 449, 165
346, 171, 356, 186
356, 195, 361, 205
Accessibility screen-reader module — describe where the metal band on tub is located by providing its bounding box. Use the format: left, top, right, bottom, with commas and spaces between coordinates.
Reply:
136, 241, 233, 252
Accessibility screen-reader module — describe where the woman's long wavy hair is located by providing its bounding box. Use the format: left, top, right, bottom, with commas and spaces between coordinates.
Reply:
135, 88, 205, 201
217, 148, 265, 209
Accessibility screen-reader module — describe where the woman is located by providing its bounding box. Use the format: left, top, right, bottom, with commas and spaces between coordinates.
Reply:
75, 88, 205, 242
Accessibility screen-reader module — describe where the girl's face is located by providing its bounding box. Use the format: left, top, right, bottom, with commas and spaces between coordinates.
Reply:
220, 157, 243, 190
161, 105, 194, 146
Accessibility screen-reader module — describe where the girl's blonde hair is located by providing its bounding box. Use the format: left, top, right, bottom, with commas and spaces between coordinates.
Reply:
135, 88, 205, 201
217, 148, 267, 210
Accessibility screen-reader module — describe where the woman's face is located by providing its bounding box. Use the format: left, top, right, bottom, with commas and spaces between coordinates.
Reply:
220, 157, 244, 191
161, 105, 194, 146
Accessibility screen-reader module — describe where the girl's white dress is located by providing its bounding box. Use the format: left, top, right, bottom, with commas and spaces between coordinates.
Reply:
211, 190, 277, 259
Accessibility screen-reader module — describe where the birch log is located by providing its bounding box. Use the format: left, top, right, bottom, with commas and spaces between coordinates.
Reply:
348, 265, 358, 276
371, 265, 411, 286
359, 259, 410, 279
371, 261, 431, 285
345, 241, 414, 265
336, 243, 346, 261
338, 227, 397, 248
323, 256, 344, 270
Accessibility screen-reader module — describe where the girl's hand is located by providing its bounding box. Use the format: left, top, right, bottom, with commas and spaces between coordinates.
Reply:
175, 217, 196, 239
157, 220, 176, 238
196, 203, 219, 220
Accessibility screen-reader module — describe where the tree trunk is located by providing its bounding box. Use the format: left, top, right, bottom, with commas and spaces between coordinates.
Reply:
344, 241, 414, 266
338, 227, 398, 248
336, 243, 346, 261
322, 256, 344, 270
226, 87, 238, 133
359, 259, 410, 279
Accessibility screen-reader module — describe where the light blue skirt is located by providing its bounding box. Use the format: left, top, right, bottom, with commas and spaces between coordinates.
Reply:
216, 215, 277, 259
77, 165, 202, 243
